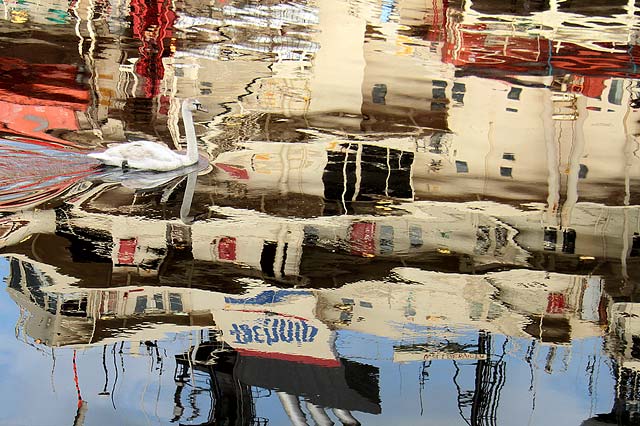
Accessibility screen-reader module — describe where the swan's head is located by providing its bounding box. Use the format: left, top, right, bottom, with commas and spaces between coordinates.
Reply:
185, 98, 207, 113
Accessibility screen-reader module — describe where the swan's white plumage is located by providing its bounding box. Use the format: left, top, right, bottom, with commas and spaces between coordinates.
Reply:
88, 99, 201, 172
88, 141, 191, 171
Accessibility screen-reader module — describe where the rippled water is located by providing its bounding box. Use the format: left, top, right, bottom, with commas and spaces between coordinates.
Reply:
1, 0, 640, 425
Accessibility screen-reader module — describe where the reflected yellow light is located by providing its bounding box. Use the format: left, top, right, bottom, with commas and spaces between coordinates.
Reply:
10, 10, 29, 24
437, 248, 451, 254
579, 256, 596, 261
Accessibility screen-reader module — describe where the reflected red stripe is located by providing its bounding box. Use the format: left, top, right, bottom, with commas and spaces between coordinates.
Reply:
236, 348, 341, 367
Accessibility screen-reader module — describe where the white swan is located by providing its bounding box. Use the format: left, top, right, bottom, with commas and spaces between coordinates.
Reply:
88, 98, 204, 171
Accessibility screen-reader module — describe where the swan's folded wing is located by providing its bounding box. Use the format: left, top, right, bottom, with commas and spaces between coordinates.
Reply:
88, 141, 185, 171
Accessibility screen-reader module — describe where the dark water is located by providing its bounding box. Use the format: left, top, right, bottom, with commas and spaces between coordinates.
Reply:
0, 0, 640, 425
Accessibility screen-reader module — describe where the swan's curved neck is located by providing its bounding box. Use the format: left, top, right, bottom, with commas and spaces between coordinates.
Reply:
182, 100, 198, 163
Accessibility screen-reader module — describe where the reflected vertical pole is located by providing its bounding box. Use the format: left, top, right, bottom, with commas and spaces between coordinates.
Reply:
544, 87, 559, 227
560, 96, 586, 228
332, 408, 361, 426
277, 392, 309, 426
306, 402, 334, 426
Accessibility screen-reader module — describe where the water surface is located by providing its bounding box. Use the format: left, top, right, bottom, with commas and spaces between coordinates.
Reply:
0, 0, 640, 425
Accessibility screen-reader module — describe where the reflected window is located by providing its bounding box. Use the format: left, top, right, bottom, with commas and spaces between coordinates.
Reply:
487, 303, 503, 320
260, 242, 277, 278
118, 238, 137, 265
350, 223, 377, 256
372, 83, 387, 104
558, 0, 627, 16
609, 79, 623, 105
61, 298, 87, 316
169, 293, 183, 312
167, 224, 191, 247
135, 296, 147, 313
471, 0, 548, 15
431, 101, 446, 111
455, 160, 468, 173
429, 133, 446, 154
495, 226, 508, 250
632, 336, 640, 359
432, 80, 447, 103
218, 237, 237, 261
47, 297, 58, 315
631, 233, 640, 257
452, 82, 465, 104
500, 167, 512, 177
153, 293, 164, 310
469, 301, 483, 320
544, 228, 557, 251
508, 87, 522, 100
503, 153, 515, 161
579, 164, 589, 179
304, 225, 319, 245
546, 293, 566, 314
562, 229, 576, 254
380, 225, 394, 254
380, 0, 394, 22
409, 226, 423, 248
475, 226, 490, 255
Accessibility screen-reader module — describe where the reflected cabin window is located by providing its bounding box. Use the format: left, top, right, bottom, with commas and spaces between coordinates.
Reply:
503, 153, 515, 161
455, 160, 468, 173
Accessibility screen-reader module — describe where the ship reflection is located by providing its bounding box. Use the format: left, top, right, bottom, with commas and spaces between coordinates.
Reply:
4, 249, 631, 424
